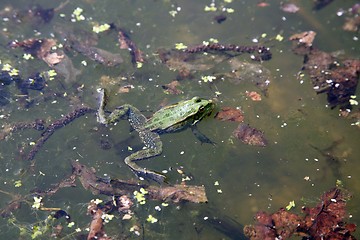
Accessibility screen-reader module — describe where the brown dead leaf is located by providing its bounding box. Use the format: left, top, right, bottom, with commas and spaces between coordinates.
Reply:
246, 91, 262, 101
233, 123, 267, 147
215, 107, 244, 122
162, 80, 183, 95
43, 51, 64, 67
289, 31, 317, 47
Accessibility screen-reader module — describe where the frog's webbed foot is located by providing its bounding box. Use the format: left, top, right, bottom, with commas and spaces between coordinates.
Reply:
191, 126, 216, 145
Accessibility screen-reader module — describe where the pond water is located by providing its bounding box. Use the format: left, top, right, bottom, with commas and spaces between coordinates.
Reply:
0, 0, 359, 239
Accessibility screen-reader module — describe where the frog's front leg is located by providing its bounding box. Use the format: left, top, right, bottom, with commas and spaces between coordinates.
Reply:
124, 130, 166, 183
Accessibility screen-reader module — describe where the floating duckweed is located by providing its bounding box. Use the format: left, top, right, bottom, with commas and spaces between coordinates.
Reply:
261, 33, 267, 38
214, 181, 219, 186
209, 38, 218, 43
31, 225, 43, 239
101, 213, 114, 223
204, 3, 217, 12
14, 180, 22, 188
136, 61, 143, 68
46, 69, 57, 81
349, 99, 358, 105
67, 222, 75, 228
2, 63, 12, 71
134, 188, 148, 205
169, 10, 178, 17
92, 23, 111, 33
201, 75, 216, 83
75, 228, 82, 232
32, 196, 42, 209
130, 225, 141, 236
175, 43, 187, 50
92, 198, 103, 205
286, 200, 295, 210
9, 68, 19, 76
23, 53, 34, 60
140, 188, 148, 194
336, 179, 343, 187
275, 34, 284, 41
72, 7, 85, 21
349, 95, 358, 105
226, 8, 234, 13
161, 202, 169, 207
224, 0, 233, 3
146, 215, 158, 223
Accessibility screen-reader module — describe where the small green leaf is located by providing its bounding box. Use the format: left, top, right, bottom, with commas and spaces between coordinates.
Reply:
14, 180, 22, 188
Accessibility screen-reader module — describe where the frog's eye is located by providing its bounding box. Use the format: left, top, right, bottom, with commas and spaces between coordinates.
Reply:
195, 98, 202, 103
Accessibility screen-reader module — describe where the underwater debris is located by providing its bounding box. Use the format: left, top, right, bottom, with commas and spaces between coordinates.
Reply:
0, 119, 45, 140
233, 123, 267, 147
26, 107, 94, 162
9, 38, 58, 64
118, 28, 145, 65
184, 43, 272, 61
72, 43, 124, 67
244, 187, 356, 240
71, 160, 208, 203
290, 31, 359, 109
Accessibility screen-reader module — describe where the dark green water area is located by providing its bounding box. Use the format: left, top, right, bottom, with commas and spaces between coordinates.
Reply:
0, 0, 359, 239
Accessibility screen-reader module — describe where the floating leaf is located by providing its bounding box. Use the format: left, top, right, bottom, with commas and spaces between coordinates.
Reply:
215, 107, 244, 122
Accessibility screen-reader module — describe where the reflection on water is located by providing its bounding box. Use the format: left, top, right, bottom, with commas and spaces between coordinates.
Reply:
0, 0, 359, 239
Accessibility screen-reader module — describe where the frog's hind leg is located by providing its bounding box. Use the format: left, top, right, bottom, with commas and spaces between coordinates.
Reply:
124, 131, 165, 183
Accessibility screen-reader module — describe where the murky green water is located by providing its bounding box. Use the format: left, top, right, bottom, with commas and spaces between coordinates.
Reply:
0, 0, 359, 239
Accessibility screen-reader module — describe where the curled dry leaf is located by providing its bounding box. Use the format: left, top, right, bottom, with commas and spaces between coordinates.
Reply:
215, 107, 244, 122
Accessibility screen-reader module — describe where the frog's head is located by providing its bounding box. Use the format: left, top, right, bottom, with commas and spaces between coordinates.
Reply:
189, 97, 215, 124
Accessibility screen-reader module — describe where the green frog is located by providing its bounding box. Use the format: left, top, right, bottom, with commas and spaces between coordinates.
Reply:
97, 88, 215, 183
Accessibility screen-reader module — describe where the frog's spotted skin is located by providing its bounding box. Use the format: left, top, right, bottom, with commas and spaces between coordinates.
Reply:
97, 88, 214, 183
